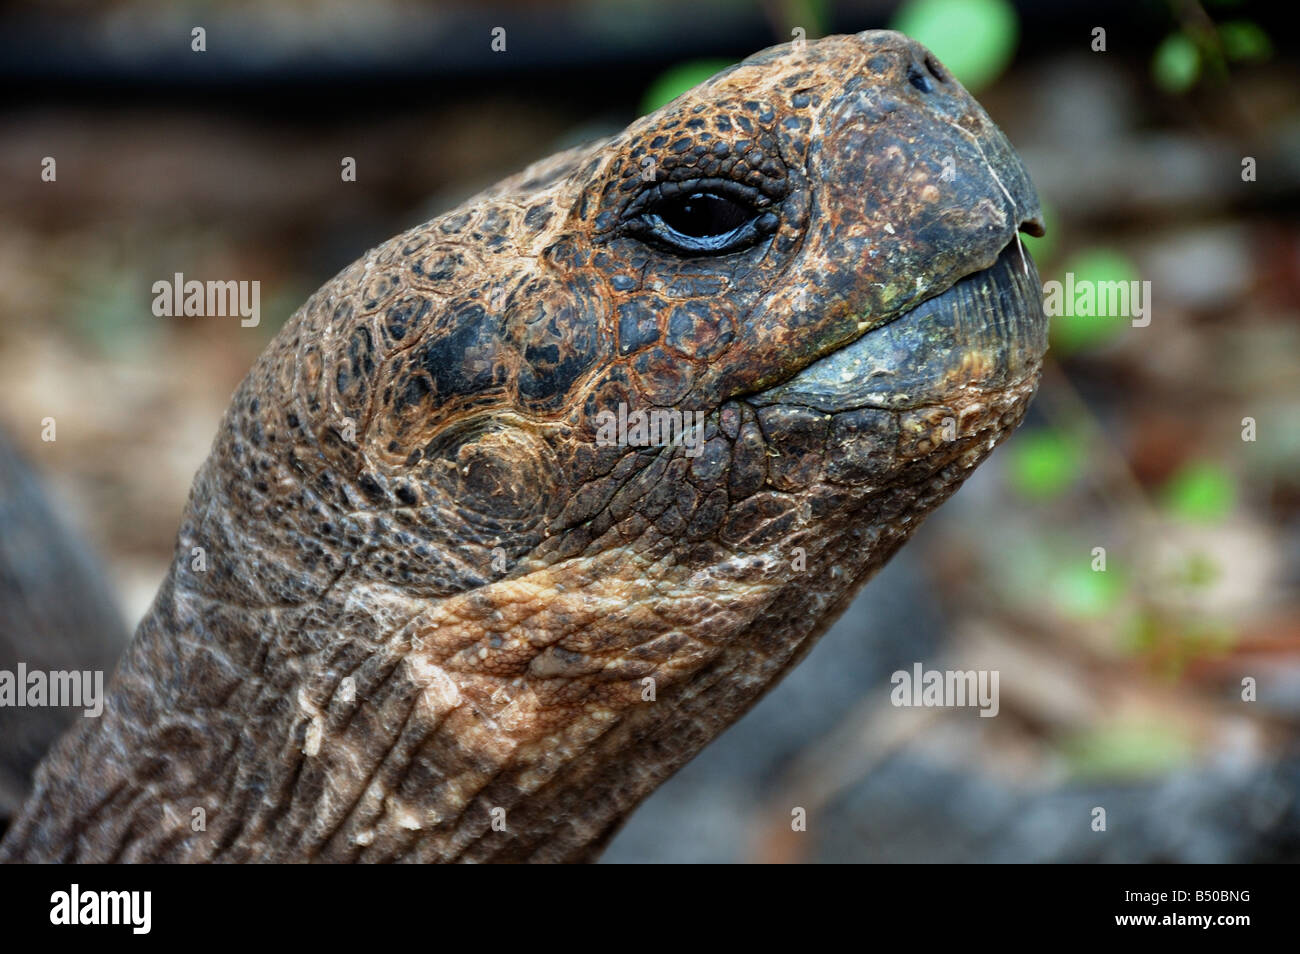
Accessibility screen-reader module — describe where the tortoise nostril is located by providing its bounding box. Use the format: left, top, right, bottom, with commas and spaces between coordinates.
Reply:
906, 63, 934, 93
924, 55, 948, 83
1020, 216, 1046, 238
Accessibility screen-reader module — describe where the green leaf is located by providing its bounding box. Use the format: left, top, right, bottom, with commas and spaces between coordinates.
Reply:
1051, 560, 1126, 619
1006, 429, 1085, 500
640, 59, 736, 116
890, 0, 1019, 92
1047, 247, 1141, 354
1152, 32, 1201, 93
1063, 722, 1195, 779
1162, 461, 1236, 522
1219, 20, 1272, 62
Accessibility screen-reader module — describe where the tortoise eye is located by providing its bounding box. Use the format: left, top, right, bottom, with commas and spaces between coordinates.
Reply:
657, 192, 753, 240
624, 179, 779, 256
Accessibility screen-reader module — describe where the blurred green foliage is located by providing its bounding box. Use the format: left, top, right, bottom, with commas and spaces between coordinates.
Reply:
1152, 14, 1272, 93
1048, 247, 1140, 354
1062, 721, 1195, 779
1051, 560, 1126, 619
66, 267, 158, 358
1152, 32, 1201, 94
1219, 20, 1273, 61
1121, 611, 1236, 679
1007, 428, 1085, 500
779, 0, 831, 38
640, 59, 736, 115
1161, 460, 1237, 522
890, 0, 1018, 92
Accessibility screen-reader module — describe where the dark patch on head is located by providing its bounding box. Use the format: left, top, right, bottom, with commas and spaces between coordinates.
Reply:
360, 272, 402, 311
336, 324, 376, 404
617, 299, 661, 355
357, 472, 386, 503
410, 303, 508, 407
518, 298, 601, 409
413, 250, 464, 283
524, 204, 554, 231
665, 300, 734, 360
384, 297, 432, 343
396, 373, 432, 412
440, 211, 471, 236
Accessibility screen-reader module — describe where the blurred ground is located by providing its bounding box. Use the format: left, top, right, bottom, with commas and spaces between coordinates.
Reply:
1, 0, 1297, 861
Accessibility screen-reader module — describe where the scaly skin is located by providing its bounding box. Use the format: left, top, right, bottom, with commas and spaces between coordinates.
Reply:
2, 30, 1045, 863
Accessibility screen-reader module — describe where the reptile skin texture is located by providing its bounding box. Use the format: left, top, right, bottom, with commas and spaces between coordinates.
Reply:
2, 30, 1047, 863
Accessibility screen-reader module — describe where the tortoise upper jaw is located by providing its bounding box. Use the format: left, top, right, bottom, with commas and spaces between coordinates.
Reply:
750, 239, 1046, 413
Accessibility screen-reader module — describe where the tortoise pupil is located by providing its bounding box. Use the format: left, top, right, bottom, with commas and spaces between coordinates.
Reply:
659, 192, 752, 238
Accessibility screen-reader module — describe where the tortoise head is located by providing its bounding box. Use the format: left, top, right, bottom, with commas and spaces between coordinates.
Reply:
161, 23, 1044, 818
6, 31, 1048, 864
256, 29, 1047, 591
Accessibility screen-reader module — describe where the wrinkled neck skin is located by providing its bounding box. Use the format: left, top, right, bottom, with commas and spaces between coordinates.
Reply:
2, 372, 1035, 864
2, 30, 1046, 862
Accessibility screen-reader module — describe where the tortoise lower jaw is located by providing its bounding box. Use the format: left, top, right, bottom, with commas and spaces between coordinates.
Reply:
752, 240, 1047, 413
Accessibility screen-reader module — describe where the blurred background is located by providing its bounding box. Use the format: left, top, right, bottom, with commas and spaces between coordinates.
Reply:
1, 0, 1297, 861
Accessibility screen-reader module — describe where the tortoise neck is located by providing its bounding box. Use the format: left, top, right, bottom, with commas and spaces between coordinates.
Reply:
1, 533, 830, 862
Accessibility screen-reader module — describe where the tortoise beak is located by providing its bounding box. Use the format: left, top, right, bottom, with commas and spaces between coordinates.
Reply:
753, 239, 1046, 412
